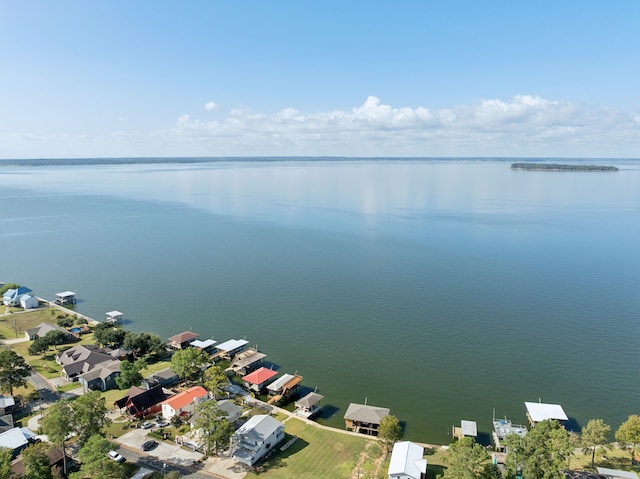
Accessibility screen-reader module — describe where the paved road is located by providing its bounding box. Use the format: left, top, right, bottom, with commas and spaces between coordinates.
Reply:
28, 370, 60, 404
116, 446, 222, 479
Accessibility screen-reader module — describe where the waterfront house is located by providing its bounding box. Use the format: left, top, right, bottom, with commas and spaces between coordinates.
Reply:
141, 367, 179, 390
161, 386, 209, 419
115, 385, 171, 418
524, 401, 568, 427
229, 348, 266, 376
388, 441, 427, 479
105, 310, 123, 324
19, 293, 38, 310
453, 420, 477, 440
25, 322, 73, 341
294, 392, 323, 418
54, 291, 76, 305
167, 331, 199, 350
214, 338, 249, 361
344, 402, 390, 436
242, 367, 278, 393
266, 373, 303, 403
231, 414, 284, 466
2, 287, 32, 307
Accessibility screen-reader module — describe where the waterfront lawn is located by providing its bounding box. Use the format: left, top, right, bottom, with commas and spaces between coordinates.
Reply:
245, 418, 371, 479
0, 306, 62, 340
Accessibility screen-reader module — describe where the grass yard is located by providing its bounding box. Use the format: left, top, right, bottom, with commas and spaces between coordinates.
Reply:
0, 306, 62, 340
245, 418, 372, 479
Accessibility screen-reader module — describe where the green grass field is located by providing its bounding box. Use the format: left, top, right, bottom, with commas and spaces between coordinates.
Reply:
245, 418, 372, 479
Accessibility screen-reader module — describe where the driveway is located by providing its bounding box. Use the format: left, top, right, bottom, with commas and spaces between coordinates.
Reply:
117, 429, 204, 467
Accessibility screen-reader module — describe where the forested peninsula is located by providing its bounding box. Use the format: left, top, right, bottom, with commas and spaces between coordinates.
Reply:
511, 163, 619, 171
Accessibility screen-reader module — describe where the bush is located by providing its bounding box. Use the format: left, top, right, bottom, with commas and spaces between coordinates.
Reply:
56, 316, 75, 328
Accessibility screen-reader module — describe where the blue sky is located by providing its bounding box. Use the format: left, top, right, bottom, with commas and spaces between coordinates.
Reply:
1, 1, 639, 158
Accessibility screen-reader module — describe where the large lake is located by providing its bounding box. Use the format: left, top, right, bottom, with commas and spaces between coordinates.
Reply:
0, 158, 638, 443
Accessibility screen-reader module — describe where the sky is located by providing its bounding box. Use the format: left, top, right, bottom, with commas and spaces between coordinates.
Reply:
1, 1, 639, 159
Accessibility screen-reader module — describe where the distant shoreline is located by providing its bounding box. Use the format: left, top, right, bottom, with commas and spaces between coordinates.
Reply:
511, 163, 619, 172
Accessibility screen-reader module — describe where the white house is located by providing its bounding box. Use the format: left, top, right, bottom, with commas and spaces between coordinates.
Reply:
19, 294, 38, 310
161, 386, 209, 419
3, 287, 33, 307
231, 414, 284, 466
388, 441, 427, 479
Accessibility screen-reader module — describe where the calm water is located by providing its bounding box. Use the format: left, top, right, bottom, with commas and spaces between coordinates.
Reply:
0, 158, 639, 443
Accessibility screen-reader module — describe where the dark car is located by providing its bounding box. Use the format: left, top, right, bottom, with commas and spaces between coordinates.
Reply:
141, 440, 158, 451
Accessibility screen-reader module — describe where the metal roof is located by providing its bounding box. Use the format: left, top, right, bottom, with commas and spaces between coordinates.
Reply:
388, 441, 427, 478
461, 420, 477, 437
216, 339, 249, 352
525, 401, 568, 422
596, 467, 639, 479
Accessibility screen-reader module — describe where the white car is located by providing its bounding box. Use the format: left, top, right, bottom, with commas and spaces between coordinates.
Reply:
108, 450, 125, 463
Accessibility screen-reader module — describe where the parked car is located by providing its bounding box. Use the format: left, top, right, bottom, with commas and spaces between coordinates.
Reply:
156, 420, 170, 428
141, 440, 158, 451
141, 421, 154, 429
108, 450, 125, 463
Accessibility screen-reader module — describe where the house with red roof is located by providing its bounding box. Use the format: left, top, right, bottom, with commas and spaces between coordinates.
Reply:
161, 386, 209, 419
242, 367, 278, 393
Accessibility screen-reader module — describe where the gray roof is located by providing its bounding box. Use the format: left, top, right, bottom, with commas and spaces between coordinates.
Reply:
343, 403, 390, 424
295, 392, 323, 409
26, 322, 70, 338
235, 414, 283, 444
596, 468, 639, 479
0, 427, 29, 450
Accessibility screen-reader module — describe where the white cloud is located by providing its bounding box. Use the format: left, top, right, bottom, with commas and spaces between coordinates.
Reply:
3, 96, 640, 158
204, 101, 220, 111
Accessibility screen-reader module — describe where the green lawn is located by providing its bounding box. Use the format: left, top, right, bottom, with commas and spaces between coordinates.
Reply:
0, 306, 62, 339
245, 418, 372, 479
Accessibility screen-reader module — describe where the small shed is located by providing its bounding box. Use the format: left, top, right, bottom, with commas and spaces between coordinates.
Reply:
105, 311, 123, 324
344, 402, 390, 436
453, 420, 477, 440
167, 331, 199, 350
215, 339, 250, 360
524, 401, 568, 427
294, 392, 324, 418
55, 291, 76, 305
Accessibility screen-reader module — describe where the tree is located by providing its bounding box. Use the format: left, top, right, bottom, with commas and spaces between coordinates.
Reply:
504, 419, 573, 479
21, 442, 53, 479
378, 414, 402, 449
203, 365, 229, 394
71, 434, 126, 479
0, 447, 12, 479
194, 400, 234, 456
0, 349, 31, 395
93, 323, 126, 348
615, 414, 640, 465
29, 337, 50, 356
71, 391, 112, 446
124, 332, 165, 358
56, 315, 75, 328
581, 418, 611, 468
443, 436, 500, 479
116, 358, 146, 389
39, 399, 73, 475
170, 347, 210, 383
44, 329, 69, 349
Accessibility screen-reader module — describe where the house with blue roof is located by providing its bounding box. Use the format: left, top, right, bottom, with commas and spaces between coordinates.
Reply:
2, 287, 33, 307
